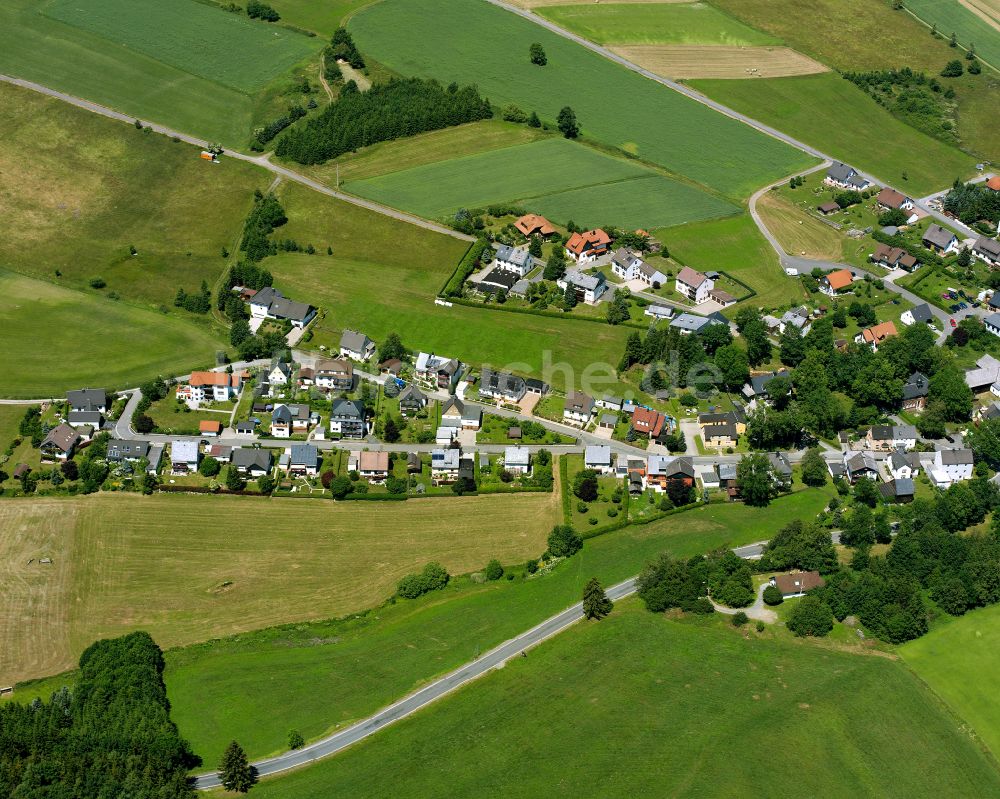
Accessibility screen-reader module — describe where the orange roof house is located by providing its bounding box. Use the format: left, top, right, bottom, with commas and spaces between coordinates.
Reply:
199, 420, 223, 435
565, 229, 612, 261
820, 269, 854, 295
630, 406, 666, 438
515, 213, 557, 238
986, 176, 1000, 191
189, 371, 242, 389
861, 321, 898, 348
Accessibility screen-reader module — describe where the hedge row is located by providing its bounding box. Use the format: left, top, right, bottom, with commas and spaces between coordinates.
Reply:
442, 238, 489, 297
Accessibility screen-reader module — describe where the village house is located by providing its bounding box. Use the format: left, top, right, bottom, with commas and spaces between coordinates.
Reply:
436, 425, 458, 445
675, 267, 714, 304
185, 371, 243, 403
503, 446, 532, 475
644, 304, 673, 321
880, 477, 915, 504
930, 448, 974, 487
857, 321, 898, 351
66, 388, 107, 427
670, 313, 720, 336
515, 213, 557, 239
358, 450, 390, 483
557, 270, 608, 304
249, 287, 315, 328
870, 243, 919, 272
778, 307, 812, 336
314, 358, 354, 392
199, 420, 222, 437
564, 390, 595, 425
965, 354, 1000, 391
39, 423, 79, 462
288, 444, 319, 476
415, 352, 461, 390
431, 447, 461, 479
480, 367, 527, 404
972, 236, 1000, 267
631, 406, 667, 440
597, 395, 623, 412
866, 424, 917, 451
985, 313, 1000, 338
817, 201, 840, 216
610, 248, 667, 287
398, 384, 428, 415
231, 447, 272, 478
329, 399, 365, 438
494, 244, 533, 277
875, 188, 918, 222
170, 439, 199, 474
819, 269, 854, 296
767, 452, 793, 483
297, 367, 315, 388
922, 224, 960, 255
902, 371, 929, 412
889, 450, 921, 480
742, 370, 791, 402
339, 330, 375, 362
900, 303, 933, 327
824, 162, 871, 191
988, 176, 1000, 192
584, 445, 613, 474
770, 571, 825, 598
845, 452, 879, 483
703, 422, 738, 448
645, 455, 695, 493
699, 409, 746, 436
565, 229, 612, 264
106, 439, 149, 464
271, 403, 311, 438
267, 361, 292, 387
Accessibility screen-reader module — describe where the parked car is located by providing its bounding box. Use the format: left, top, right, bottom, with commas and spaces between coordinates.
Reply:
958, 302, 968, 310
949, 304, 961, 313
950, 318, 957, 328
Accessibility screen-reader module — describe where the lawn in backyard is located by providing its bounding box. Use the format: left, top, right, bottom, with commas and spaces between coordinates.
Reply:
899, 602, 1000, 759
904, 0, 1000, 71
0, 0, 320, 144
536, 2, 781, 45
0, 489, 561, 688
344, 137, 737, 227
653, 213, 808, 310
245, 599, 999, 798
0, 81, 266, 312
0, 271, 224, 398
709, 0, 1000, 164
691, 73, 976, 195
347, 0, 817, 199
155, 486, 833, 764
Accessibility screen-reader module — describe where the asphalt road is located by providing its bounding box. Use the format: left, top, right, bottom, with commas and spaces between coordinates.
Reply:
0, 74, 473, 243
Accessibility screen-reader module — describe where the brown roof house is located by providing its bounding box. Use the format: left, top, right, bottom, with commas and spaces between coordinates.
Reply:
515, 213, 557, 238
39, 423, 80, 462
770, 571, 825, 598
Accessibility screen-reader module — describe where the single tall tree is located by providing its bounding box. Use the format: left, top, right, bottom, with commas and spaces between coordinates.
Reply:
529, 42, 547, 65
219, 741, 257, 793
583, 577, 614, 619
557, 106, 579, 139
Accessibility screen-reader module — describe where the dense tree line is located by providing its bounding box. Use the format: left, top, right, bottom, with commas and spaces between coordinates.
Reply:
328, 27, 364, 69
241, 190, 288, 262
843, 68, 959, 146
253, 104, 306, 149
943, 179, 1000, 225
0, 632, 197, 798
276, 78, 493, 164
246, 0, 279, 21
174, 280, 212, 314
637, 549, 758, 613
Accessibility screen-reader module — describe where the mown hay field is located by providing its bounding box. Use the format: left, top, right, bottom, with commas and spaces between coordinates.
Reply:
614, 44, 828, 79
0, 491, 561, 685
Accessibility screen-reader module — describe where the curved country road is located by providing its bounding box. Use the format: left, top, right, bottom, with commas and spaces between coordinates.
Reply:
192, 537, 770, 789
0, 74, 473, 244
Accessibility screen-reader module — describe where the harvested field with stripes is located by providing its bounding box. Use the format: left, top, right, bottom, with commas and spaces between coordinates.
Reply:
613, 44, 829, 78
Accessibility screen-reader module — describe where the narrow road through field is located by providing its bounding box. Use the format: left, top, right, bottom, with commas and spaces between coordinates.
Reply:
0, 74, 473, 244
191, 533, 793, 789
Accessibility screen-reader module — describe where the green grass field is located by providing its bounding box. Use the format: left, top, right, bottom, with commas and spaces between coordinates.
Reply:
0, 0, 320, 144
246, 601, 1000, 798
345, 137, 736, 227
42, 0, 316, 92
0, 270, 224, 398
0, 81, 266, 312
264, 0, 369, 36
270, 181, 632, 391
0, 489, 561, 687
348, 0, 816, 199
537, 2, 781, 46
710, 0, 1000, 164
158, 487, 833, 764
691, 73, 975, 195
904, 0, 1000, 72
900, 603, 1000, 759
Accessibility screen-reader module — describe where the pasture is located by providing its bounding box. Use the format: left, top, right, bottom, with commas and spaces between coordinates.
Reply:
900, 602, 1000, 759
756, 190, 845, 262
692, 73, 976, 195
0, 271, 224, 398
535, 2, 780, 46
710, 0, 1000, 164
247, 601, 1000, 798
348, 0, 817, 199
0, 490, 561, 687
0, 81, 266, 312
614, 44, 828, 79
904, 0, 1000, 70
266, 0, 370, 35
0, 0, 320, 144
43, 0, 317, 92
159, 487, 833, 763
344, 137, 737, 227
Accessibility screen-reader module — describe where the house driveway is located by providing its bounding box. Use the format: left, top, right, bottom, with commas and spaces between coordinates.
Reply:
518, 393, 540, 415
591, 426, 613, 440
710, 582, 778, 623
248, 317, 265, 333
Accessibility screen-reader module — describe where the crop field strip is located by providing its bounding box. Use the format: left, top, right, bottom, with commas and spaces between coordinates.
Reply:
347, 0, 817, 200
903, 0, 1000, 70
343, 137, 738, 227
0, 491, 562, 686
613, 44, 828, 79
0, 0, 321, 144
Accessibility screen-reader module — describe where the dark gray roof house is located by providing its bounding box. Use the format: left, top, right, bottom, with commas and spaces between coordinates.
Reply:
68, 410, 104, 427
67, 388, 107, 412
744, 370, 791, 399
909, 304, 933, 324
767, 451, 793, 477
480, 367, 527, 402
235, 421, 257, 434
106, 439, 149, 462
231, 447, 272, 474
922, 224, 958, 252
973, 236, 1000, 262
290, 443, 319, 469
